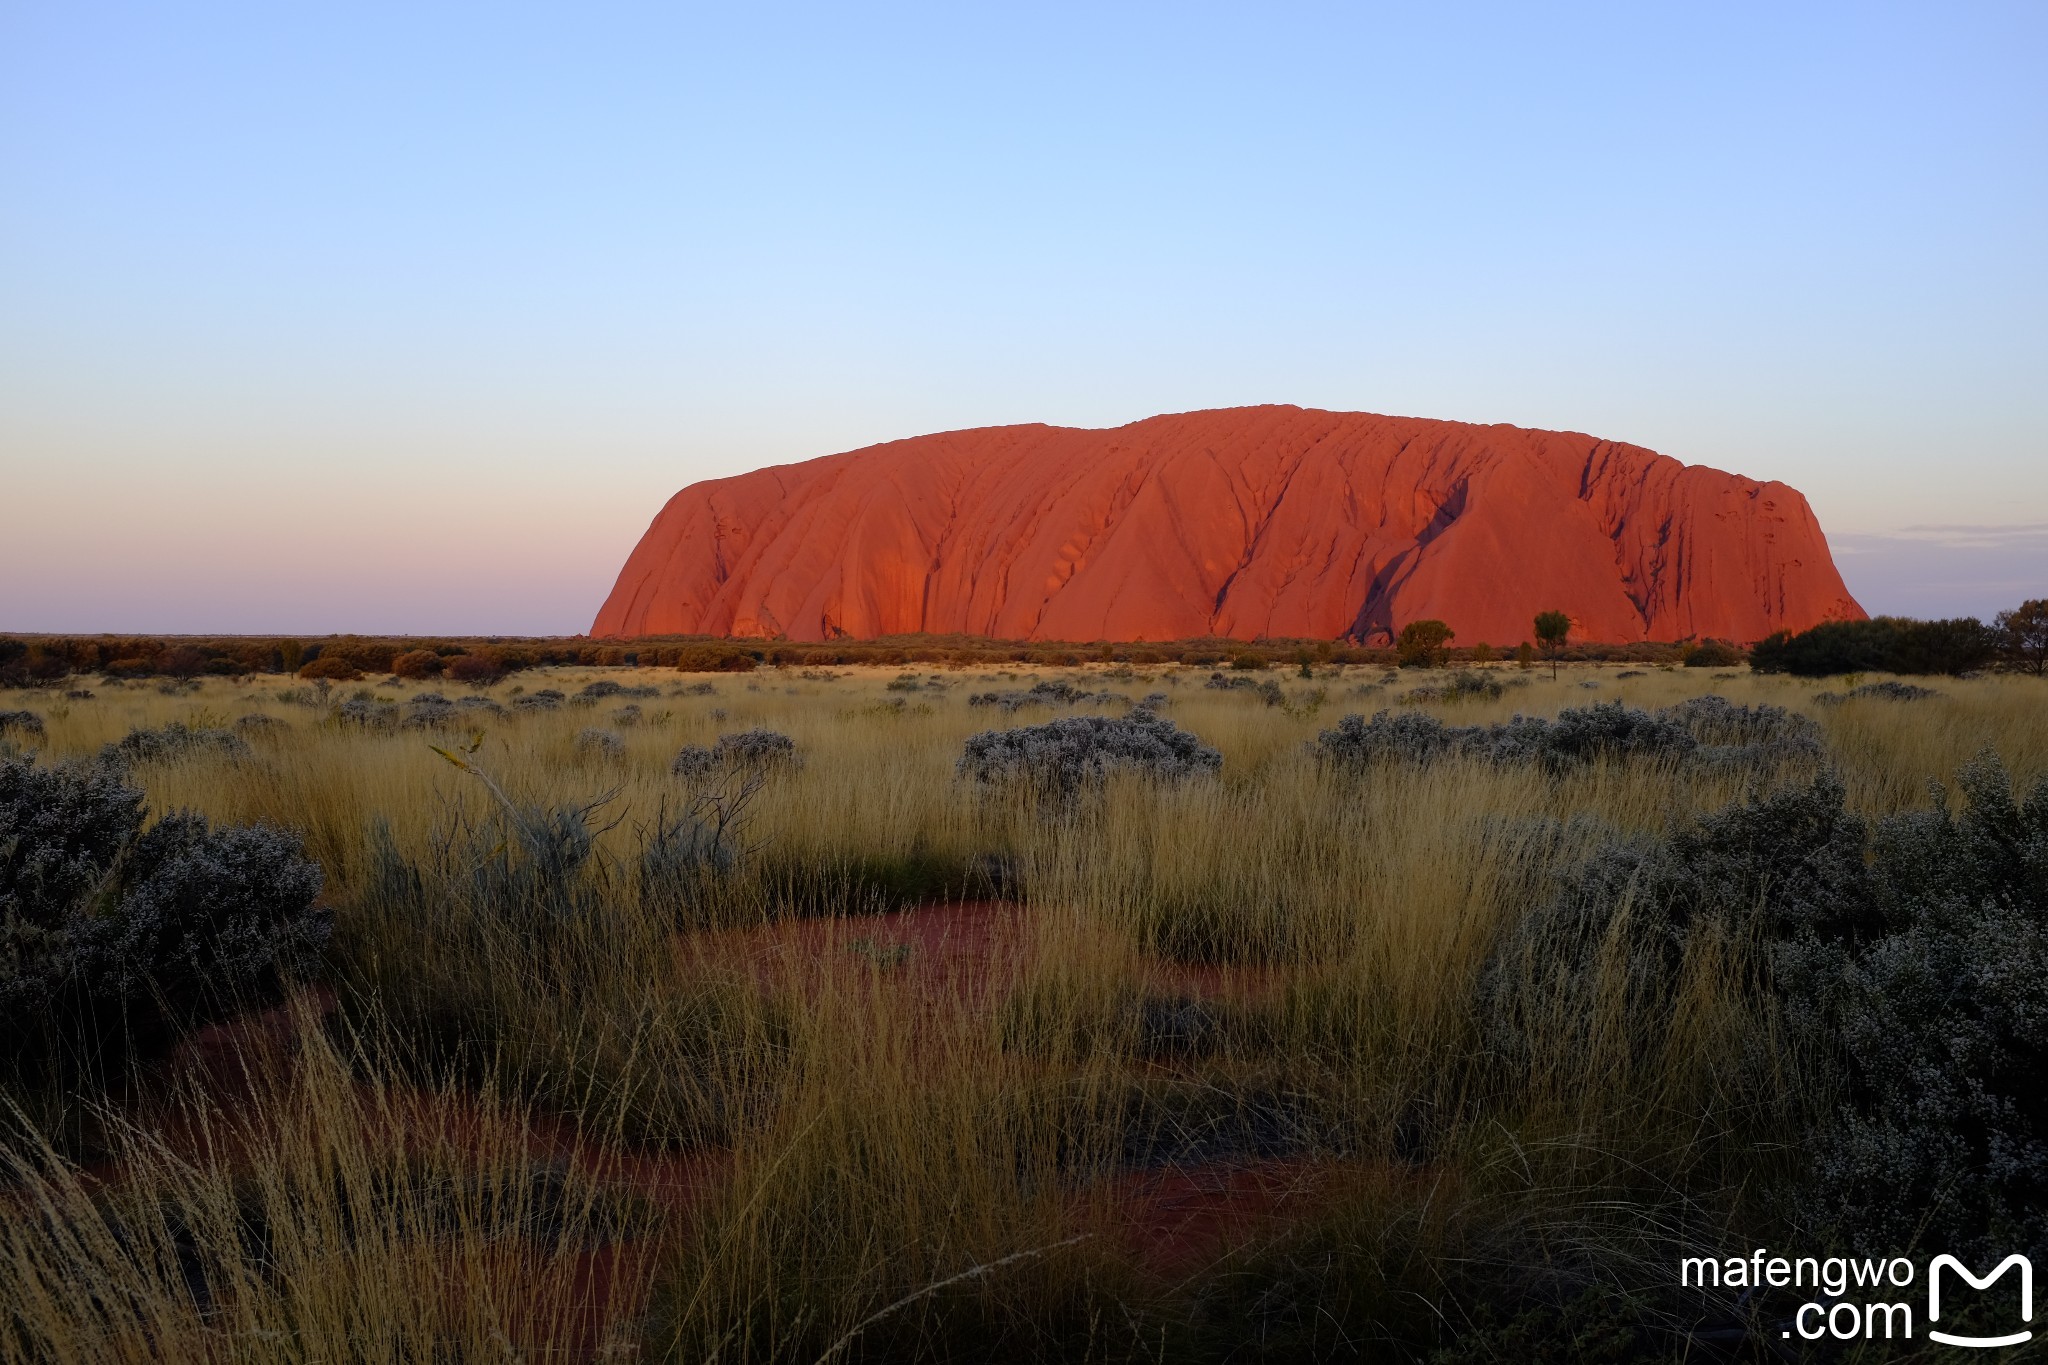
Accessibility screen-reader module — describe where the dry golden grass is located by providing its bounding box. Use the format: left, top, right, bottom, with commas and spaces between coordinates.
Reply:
3, 660, 2043, 1361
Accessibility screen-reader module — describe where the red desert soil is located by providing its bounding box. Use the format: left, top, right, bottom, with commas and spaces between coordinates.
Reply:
594, 404, 1865, 646
71, 905, 1371, 1354
683, 901, 1329, 1276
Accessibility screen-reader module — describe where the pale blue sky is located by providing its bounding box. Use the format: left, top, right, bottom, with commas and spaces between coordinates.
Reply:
3, 2, 2044, 632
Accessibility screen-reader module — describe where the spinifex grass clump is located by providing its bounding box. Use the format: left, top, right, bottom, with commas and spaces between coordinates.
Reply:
1657, 694, 1824, 756
713, 726, 801, 769
967, 679, 1129, 711
670, 727, 803, 779
399, 691, 456, 728
958, 712, 1221, 800
1315, 697, 1823, 773
99, 721, 250, 766
338, 751, 775, 1141
1400, 669, 1516, 703
8, 665, 2046, 1361
574, 727, 626, 760
0, 1018, 656, 1363
1204, 671, 1284, 705
1814, 679, 1943, 704
0, 709, 45, 740
575, 678, 659, 702
512, 688, 567, 712
0, 753, 326, 1092
334, 695, 398, 729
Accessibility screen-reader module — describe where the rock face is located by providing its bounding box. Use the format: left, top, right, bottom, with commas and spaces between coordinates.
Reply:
593, 406, 1865, 645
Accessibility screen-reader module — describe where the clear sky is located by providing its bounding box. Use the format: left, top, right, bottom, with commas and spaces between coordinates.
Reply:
4, 1, 2044, 634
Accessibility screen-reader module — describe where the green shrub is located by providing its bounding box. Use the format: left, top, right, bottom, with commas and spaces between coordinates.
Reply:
1680, 638, 1745, 668
1751, 616, 1997, 676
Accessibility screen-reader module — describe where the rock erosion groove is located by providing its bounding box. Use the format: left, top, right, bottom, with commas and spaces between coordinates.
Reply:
593, 406, 1865, 644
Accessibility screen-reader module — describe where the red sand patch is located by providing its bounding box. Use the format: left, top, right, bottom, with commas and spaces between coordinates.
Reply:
681, 898, 1028, 1000
53, 902, 1330, 1357
680, 897, 1289, 1012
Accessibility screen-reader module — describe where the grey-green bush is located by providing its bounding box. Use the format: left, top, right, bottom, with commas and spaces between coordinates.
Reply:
958, 713, 1221, 798
0, 754, 327, 1089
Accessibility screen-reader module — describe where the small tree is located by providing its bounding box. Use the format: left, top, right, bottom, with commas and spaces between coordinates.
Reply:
1534, 611, 1572, 680
1396, 620, 1455, 668
1996, 599, 2048, 676
1515, 642, 1535, 670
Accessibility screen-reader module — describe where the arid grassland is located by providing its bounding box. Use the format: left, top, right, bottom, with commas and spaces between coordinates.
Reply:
3, 661, 2044, 1362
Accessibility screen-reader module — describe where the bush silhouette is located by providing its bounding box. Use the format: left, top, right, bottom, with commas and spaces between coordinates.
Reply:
1752, 617, 1996, 676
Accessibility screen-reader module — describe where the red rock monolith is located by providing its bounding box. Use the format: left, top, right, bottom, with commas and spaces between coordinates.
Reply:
593, 406, 1864, 644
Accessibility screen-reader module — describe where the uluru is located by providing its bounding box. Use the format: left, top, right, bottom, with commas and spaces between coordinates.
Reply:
592, 405, 1865, 645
